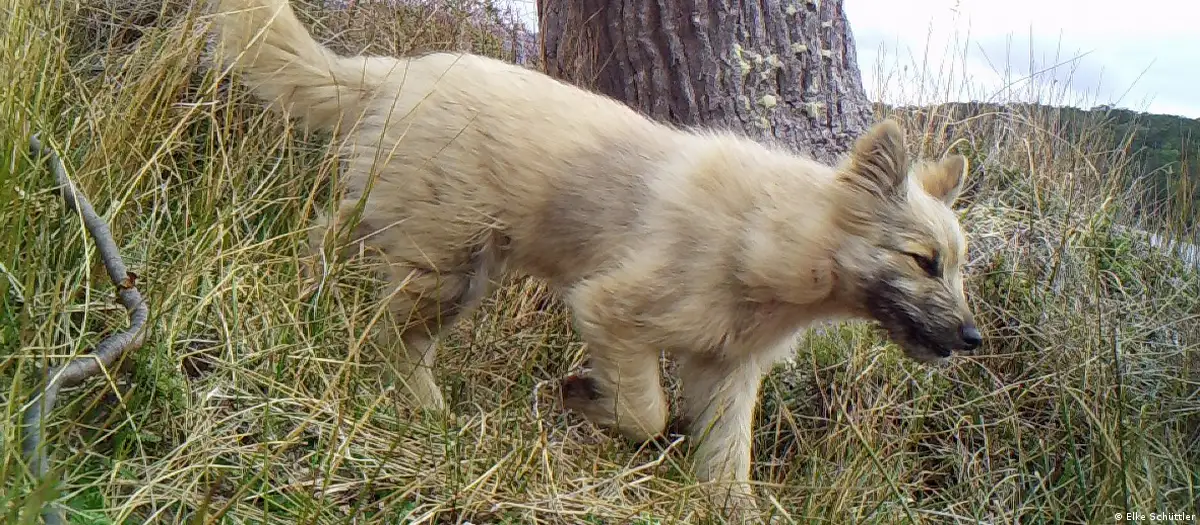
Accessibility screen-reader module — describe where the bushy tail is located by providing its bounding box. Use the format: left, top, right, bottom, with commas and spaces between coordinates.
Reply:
213, 0, 375, 131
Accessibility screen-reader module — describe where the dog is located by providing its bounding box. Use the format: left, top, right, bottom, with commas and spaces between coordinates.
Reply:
212, 0, 982, 519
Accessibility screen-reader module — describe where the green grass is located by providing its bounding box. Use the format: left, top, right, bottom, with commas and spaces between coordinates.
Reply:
2, 0, 1198, 523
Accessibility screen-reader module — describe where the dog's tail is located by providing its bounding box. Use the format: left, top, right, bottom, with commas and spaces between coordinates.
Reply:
213, 0, 378, 131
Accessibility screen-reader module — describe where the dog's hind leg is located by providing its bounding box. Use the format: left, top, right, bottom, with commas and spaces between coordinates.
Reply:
309, 199, 501, 411
377, 241, 500, 411
674, 352, 765, 519
378, 315, 447, 412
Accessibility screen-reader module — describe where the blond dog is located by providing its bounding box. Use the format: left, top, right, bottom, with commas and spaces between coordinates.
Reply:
213, 0, 982, 519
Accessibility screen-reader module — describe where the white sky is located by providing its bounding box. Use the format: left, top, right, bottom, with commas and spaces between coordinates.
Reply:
502, 0, 1200, 119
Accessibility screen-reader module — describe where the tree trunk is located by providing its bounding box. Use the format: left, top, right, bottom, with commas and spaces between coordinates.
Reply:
537, 0, 873, 163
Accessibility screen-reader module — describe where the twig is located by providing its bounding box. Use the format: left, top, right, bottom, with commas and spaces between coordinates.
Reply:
22, 134, 150, 525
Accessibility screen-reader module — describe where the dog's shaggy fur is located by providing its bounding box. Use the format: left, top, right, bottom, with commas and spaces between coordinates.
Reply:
212, 0, 983, 519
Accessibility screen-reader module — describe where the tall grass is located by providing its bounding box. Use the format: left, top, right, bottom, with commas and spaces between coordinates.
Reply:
2, 0, 1197, 523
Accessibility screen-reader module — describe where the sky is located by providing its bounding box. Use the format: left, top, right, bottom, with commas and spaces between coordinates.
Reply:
501, 0, 1200, 119
844, 0, 1200, 119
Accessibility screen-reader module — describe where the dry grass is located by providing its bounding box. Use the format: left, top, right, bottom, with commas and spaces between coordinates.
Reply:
2, 0, 1198, 524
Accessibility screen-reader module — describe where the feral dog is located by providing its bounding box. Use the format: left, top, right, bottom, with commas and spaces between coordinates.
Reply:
212, 0, 982, 519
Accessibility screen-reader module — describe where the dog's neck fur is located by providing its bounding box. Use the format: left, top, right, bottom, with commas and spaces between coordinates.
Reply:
720, 145, 860, 320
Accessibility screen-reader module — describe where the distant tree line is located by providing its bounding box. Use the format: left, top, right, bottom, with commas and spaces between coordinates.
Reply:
886, 100, 1199, 235
1097, 106, 1199, 225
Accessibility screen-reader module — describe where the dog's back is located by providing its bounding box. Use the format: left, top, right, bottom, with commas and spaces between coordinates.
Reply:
214, 0, 700, 284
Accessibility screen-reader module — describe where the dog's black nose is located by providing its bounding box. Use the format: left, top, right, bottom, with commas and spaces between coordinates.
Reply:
960, 323, 982, 350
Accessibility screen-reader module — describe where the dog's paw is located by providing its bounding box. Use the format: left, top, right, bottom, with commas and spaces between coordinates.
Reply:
559, 373, 620, 433
559, 373, 671, 445
695, 483, 763, 524
560, 374, 602, 405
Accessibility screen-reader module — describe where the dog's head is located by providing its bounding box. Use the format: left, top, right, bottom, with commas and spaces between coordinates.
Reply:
832, 119, 980, 364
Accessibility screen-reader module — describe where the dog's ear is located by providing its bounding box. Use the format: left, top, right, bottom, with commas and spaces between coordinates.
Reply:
916, 153, 969, 205
842, 119, 908, 200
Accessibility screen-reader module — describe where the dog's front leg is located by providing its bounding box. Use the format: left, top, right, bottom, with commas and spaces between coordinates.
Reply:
560, 277, 670, 443
676, 352, 766, 521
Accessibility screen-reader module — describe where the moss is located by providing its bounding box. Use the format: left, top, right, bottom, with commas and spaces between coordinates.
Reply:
732, 43, 753, 77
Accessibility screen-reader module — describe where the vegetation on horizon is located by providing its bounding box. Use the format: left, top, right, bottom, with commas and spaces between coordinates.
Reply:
2, 0, 1197, 524
887, 100, 1200, 239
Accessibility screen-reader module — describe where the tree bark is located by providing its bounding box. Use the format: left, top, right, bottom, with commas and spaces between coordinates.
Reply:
537, 0, 873, 164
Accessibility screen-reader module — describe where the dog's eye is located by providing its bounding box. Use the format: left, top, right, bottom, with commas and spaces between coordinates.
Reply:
908, 252, 940, 277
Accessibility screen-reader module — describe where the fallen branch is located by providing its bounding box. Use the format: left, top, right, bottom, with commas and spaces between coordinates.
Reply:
22, 134, 150, 525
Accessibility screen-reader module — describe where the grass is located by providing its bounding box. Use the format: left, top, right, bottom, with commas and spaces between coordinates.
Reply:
2, 0, 1198, 523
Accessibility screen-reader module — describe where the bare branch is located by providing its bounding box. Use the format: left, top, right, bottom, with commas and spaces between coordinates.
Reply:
22, 134, 150, 525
